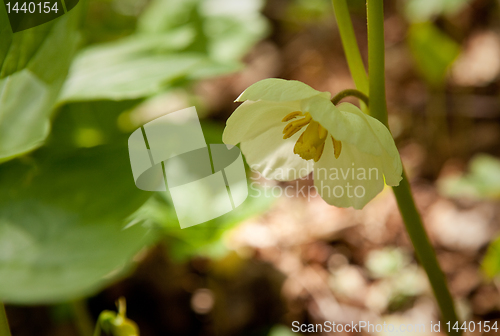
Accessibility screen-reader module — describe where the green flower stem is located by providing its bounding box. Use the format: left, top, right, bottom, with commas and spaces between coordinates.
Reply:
366, 1, 460, 334
392, 172, 460, 334
366, 0, 387, 125
331, 89, 369, 106
331, 0, 369, 95
0, 303, 12, 336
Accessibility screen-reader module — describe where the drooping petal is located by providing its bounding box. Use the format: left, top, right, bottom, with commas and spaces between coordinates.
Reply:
223, 100, 300, 145
336, 103, 402, 186
241, 125, 314, 181
313, 139, 386, 209
236, 78, 331, 103
306, 98, 402, 186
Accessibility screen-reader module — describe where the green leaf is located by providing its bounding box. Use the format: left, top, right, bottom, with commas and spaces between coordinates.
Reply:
439, 154, 500, 200
0, 6, 81, 161
408, 22, 460, 87
60, 0, 268, 102
58, 30, 204, 102
0, 143, 157, 304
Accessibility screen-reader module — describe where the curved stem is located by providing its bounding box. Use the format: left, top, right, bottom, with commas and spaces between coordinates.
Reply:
331, 89, 369, 106
331, 0, 369, 95
367, 1, 461, 334
0, 303, 12, 336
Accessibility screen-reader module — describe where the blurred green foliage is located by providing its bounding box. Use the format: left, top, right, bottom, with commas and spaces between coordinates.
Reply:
438, 154, 500, 279
0, 0, 270, 304
439, 154, 500, 200
131, 183, 274, 261
408, 21, 460, 88
483, 237, 500, 279
405, 0, 472, 22
60, 0, 268, 102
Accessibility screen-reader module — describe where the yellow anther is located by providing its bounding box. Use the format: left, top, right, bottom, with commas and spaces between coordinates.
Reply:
332, 136, 342, 159
293, 120, 328, 162
282, 114, 311, 139
318, 123, 328, 139
282, 111, 303, 122
314, 141, 326, 162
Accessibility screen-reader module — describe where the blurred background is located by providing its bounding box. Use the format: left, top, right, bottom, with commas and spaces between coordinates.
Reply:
1, 0, 500, 335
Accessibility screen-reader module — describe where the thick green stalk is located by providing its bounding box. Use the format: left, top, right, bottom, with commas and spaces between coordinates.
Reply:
392, 172, 460, 334
331, 0, 369, 95
366, 0, 387, 125
366, 1, 460, 334
0, 303, 11, 336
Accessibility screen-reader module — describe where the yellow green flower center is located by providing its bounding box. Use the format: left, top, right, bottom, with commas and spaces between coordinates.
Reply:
282, 111, 342, 162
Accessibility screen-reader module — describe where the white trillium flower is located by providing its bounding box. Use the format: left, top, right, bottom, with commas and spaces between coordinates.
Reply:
222, 78, 403, 209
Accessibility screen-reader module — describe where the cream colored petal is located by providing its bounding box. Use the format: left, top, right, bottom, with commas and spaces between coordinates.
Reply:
313, 139, 386, 209
306, 98, 402, 186
223, 100, 300, 145
306, 98, 383, 155
235, 78, 331, 102
241, 125, 314, 181
336, 103, 402, 186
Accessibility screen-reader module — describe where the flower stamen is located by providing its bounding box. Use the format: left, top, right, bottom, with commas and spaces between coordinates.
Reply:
293, 121, 328, 162
282, 111, 303, 122
282, 113, 311, 139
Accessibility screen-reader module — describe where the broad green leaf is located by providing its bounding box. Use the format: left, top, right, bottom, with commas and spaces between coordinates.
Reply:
58, 30, 203, 102
439, 154, 500, 200
0, 5, 81, 161
408, 22, 460, 87
0, 141, 156, 303
60, 0, 268, 102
